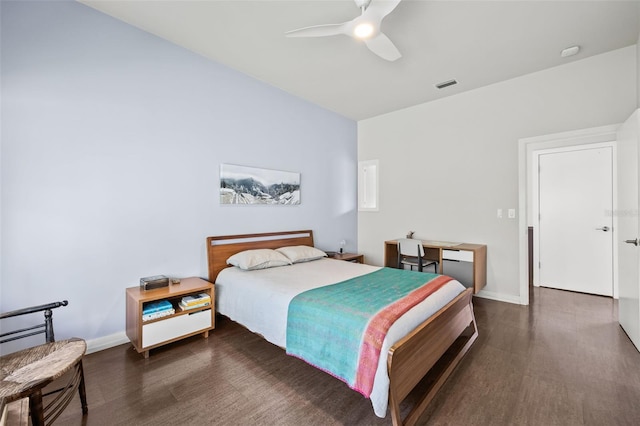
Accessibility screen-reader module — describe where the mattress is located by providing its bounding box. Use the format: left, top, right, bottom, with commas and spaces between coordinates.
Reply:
215, 258, 465, 417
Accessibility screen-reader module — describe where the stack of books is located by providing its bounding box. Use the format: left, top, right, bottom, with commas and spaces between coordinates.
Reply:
179, 293, 211, 311
142, 300, 175, 322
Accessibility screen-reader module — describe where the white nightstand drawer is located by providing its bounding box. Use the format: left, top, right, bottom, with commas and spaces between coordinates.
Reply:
142, 309, 212, 348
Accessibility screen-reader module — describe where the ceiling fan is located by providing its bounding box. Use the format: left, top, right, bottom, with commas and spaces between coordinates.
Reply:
285, 0, 403, 62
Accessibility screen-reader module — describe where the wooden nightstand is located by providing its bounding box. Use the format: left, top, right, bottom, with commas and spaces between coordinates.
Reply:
330, 253, 364, 263
125, 277, 215, 358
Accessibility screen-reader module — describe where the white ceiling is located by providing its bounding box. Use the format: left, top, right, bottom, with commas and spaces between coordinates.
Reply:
81, 0, 639, 121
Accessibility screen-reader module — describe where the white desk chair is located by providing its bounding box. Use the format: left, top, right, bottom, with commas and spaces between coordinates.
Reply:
397, 238, 438, 273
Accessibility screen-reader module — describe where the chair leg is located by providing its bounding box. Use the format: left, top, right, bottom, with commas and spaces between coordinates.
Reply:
29, 390, 45, 426
78, 360, 88, 414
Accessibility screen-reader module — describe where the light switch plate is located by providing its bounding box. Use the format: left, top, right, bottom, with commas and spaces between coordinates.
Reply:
508, 208, 516, 219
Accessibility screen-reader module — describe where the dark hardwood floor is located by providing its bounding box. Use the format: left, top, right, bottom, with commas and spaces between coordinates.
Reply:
54, 287, 640, 425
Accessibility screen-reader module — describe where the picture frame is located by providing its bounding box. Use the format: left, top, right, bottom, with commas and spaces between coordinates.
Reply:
220, 164, 300, 205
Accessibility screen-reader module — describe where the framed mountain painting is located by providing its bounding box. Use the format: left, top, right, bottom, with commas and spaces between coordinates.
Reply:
220, 164, 300, 205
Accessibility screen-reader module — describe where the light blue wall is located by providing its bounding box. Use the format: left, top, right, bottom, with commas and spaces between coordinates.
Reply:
0, 1, 357, 348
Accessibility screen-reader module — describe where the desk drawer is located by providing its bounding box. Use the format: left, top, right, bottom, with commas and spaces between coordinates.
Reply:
142, 309, 212, 348
442, 249, 474, 262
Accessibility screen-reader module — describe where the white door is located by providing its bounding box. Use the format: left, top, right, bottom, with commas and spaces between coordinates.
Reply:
538, 145, 614, 296
617, 110, 640, 351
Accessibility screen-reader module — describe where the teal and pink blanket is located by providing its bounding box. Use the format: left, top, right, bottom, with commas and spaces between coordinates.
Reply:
286, 268, 452, 397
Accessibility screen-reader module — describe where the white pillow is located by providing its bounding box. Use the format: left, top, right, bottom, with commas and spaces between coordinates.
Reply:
226, 249, 292, 270
276, 245, 327, 263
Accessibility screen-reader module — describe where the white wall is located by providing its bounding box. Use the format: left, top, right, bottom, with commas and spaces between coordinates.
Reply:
358, 46, 637, 303
1, 1, 357, 351
637, 3, 640, 107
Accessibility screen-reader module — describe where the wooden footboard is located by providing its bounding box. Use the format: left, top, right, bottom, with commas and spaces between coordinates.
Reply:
387, 287, 478, 426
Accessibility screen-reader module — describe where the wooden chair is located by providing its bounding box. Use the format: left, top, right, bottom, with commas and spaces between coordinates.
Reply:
0, 301, 88, 425
397, 238, 438, 273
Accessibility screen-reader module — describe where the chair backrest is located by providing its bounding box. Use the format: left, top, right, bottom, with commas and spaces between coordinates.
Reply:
0, 300, 68, 345
397, 238, 424, 257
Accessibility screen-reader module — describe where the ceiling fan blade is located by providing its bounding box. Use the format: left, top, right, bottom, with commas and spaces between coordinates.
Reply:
285, 23, 348, 38
364, 32, 401, 61
364, 0, 402, 20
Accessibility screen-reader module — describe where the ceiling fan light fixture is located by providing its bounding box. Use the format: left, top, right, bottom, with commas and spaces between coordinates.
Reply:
354, 22, 374, 39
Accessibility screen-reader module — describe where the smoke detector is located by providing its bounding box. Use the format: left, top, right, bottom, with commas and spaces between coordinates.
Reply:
561, 45, 580, 58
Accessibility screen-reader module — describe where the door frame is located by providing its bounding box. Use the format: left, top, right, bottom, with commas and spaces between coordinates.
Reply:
532, 142, 615, 296
517, 124, 620, 305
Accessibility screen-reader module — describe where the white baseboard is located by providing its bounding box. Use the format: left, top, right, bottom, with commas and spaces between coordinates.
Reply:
86, 331, 129, 354
474, 289, 524, 305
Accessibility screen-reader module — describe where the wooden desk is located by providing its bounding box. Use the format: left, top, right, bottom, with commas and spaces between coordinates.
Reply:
384, 239, 487, 293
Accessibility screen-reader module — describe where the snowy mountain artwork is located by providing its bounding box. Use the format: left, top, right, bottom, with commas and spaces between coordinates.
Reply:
220, 164, 300, 205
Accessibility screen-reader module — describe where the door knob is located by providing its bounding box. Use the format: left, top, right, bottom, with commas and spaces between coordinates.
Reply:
595, 226, 610, 232
625, 238, 639, 246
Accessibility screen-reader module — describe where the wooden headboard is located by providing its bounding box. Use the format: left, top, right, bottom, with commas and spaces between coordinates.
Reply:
206, 230, 315, 282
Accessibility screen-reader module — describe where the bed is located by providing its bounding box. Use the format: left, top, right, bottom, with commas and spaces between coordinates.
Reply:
207, 230, 478, 426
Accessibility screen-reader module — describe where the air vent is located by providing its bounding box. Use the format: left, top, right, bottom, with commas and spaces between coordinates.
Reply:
435, 79, 458, 89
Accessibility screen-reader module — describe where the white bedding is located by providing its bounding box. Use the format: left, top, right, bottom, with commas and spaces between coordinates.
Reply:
215, 258, 465, 418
